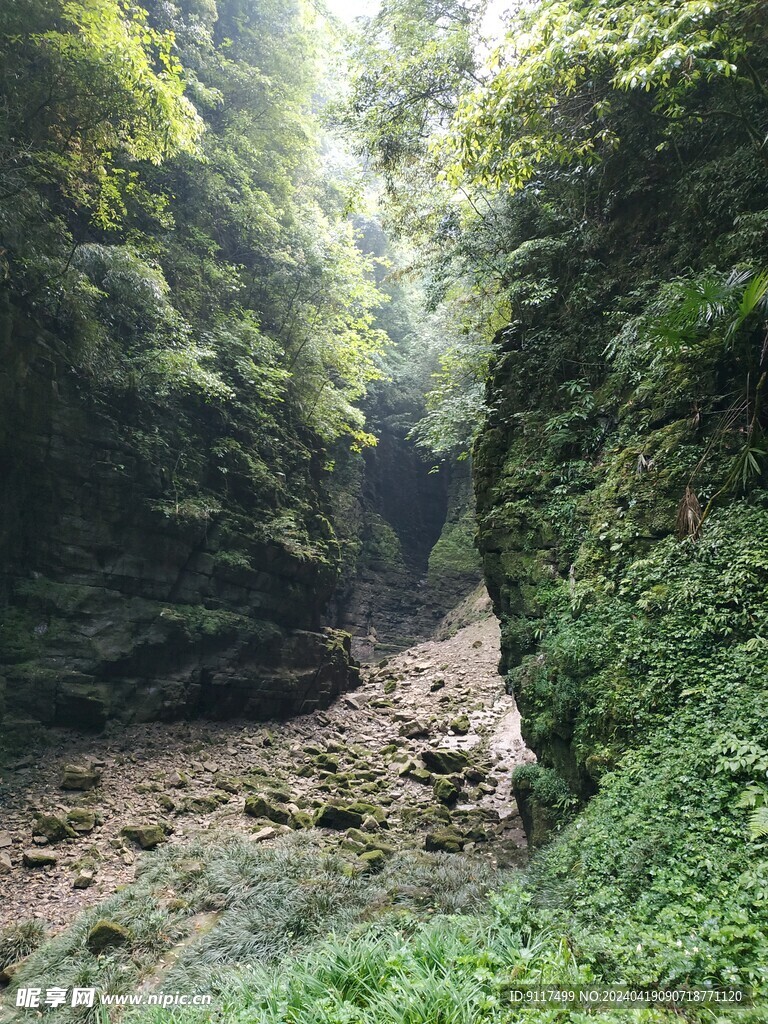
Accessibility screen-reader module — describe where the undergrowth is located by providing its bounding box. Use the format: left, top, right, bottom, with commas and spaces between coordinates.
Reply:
1, 836, 507, 1023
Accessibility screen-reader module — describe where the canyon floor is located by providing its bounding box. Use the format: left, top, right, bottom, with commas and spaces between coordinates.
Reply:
0, 615, 534, 933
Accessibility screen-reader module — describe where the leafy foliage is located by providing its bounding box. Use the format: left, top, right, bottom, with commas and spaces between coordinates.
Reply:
444, 0, 768, 191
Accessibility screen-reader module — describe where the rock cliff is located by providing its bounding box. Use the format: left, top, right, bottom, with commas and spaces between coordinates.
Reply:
0, 303, 359, 730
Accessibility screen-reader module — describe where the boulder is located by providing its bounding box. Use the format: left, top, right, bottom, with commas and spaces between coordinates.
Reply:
358, 849, 386, 872
182, 792, 229, 814
402, 764, 433, 785
121, 824, 167, 849
61, 765, 100, 790
22, 848, 58, 867
433, 777, 461, 806
33, 813, 76, 843
398, 720, 430, 739
313, 753, 340, 773
290, 810, 314, 830
243, 795, 291, 825
421, 748, 469, 775
212, 772, 241, 793
251, 826, 277, 842
315, 803, 364, 830
87, 920, 130, 954
73, 869, 96, 889
424, 827, 466, 854
66, 808, 96, 833
450, 714, 471, 735
314, 800, 386, 831
0, 851, 12, 874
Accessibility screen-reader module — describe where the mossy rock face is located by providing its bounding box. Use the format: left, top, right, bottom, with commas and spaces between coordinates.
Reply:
121, 824, 167, 849
243, 795, 291, 825
86, 920, 130, 954
512, 773, 561, 848
33, 813, 76, 843
421, 748, 469, 775
424, 827, 465, 853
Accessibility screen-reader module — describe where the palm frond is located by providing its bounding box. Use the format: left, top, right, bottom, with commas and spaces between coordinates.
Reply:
739, 268, 768, 321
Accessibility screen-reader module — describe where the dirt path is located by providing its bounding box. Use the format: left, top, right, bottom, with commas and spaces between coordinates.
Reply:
0, 617, 534, 933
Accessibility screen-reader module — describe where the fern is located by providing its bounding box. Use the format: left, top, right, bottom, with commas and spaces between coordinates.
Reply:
749, 805, 768, 841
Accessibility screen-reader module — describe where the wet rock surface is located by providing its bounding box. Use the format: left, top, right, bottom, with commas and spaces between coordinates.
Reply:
0, 618, 533, 933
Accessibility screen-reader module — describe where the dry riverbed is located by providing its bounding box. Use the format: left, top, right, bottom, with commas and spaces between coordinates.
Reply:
0, 618, 534, 933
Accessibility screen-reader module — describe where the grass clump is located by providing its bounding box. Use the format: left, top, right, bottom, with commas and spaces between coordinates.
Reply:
0, 920, 46, 974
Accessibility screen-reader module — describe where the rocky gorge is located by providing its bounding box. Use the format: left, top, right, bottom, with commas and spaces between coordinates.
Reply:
1, 0, 767, 1018
0, 613, 532, 943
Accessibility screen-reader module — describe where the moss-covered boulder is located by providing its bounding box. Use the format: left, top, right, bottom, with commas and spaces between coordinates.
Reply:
421, 748, 469, 774
313, 753, 340, 773
86, 920, 130, 954
450, 714, 470, 735
33, 813, 76, 843
243, 794, 291, 825
66, 808, 96, 833
424, 827, 465, 853
315, 801, 387, 830
433, 776, 461, 806
290, 809, 314, 830
121, 824, 167, 849
358, 848, 386, 872
315, 803, 364, 830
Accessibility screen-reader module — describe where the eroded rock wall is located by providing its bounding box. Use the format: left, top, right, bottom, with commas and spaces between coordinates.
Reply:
0, 306, 358, 730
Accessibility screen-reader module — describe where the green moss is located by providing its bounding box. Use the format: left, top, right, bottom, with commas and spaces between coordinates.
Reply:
361, 514, 406, 570
427, 512, 480, 578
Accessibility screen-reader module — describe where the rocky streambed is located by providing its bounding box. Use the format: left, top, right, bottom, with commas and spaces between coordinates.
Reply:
0, 617, 534, 936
